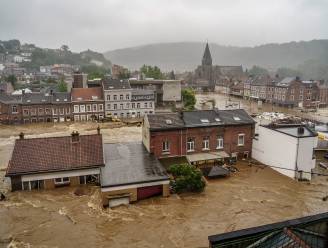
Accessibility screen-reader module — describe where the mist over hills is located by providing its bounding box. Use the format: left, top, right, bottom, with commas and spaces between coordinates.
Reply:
104, 40, 328, 73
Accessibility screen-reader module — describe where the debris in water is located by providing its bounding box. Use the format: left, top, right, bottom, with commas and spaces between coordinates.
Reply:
322, 196, 328, 201
0, 192, 5, 201
59, 208, 77, 224
74, 187, 87, 196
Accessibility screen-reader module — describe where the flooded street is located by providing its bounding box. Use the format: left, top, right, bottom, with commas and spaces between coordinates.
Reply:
1, 97, 328, 247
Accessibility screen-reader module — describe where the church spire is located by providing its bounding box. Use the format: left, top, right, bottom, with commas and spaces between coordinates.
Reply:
202, 42, 212, 66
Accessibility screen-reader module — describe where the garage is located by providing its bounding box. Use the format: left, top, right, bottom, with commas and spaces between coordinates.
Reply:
137, 185, 163, 200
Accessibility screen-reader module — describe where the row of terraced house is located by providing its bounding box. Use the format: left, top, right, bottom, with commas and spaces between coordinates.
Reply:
228, 76, 328, 108
0, 78, 158, 124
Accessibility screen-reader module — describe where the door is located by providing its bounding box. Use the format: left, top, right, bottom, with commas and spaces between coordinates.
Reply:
137, 185, 163, 200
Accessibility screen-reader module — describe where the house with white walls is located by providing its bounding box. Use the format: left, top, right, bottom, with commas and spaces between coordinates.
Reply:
252, 124, 318, 180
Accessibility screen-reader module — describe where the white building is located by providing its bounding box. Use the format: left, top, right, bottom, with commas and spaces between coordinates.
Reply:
252, 125, 317, 180
103, 79, 155, 119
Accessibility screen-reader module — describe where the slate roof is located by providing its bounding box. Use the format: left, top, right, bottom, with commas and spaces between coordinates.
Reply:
22, 92, 52, 104
147, 109, 255, 131
147, 112, 185, 131
103, 79, 131, 90
0, 91, 21, 104
209, 212, 328, 248
51, 92, 71, 103
182, 109, 255, 127
101, 142, 169, 187
71, 87, 103, 101
277, 77, 296, 87
6, 134, 104, 176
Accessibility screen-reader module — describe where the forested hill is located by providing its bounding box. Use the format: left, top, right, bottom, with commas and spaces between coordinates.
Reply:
104, 40, 328, 74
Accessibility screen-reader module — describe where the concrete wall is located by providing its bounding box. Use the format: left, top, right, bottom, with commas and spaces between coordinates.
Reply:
297, 136, 317, 180
163, 81, 182, 102
142, 116, 150, 152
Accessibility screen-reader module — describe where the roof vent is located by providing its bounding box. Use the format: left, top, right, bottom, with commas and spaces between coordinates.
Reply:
297, 126, 305, 135
215, 118, 221, 122
233, 116, 241, 121
200, 119, 209, 123
166, 119, 172, 125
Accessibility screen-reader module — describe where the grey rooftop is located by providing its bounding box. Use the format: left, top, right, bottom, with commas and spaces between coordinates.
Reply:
101, 142, 169, 188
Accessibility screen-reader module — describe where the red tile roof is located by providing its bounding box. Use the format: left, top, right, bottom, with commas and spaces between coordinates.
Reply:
6, 134, 104, 176
71, 87, 103, 102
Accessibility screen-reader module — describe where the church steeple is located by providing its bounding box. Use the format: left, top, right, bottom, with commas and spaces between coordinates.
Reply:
202, 42, 212, 66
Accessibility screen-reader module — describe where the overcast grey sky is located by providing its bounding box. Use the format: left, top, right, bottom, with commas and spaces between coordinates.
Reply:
0, 0, 327, 52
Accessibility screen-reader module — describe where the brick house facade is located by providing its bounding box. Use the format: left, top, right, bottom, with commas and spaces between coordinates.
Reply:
143, 109, 255, 160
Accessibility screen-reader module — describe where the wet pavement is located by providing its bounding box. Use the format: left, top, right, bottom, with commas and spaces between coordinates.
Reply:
1, 98, 328, 247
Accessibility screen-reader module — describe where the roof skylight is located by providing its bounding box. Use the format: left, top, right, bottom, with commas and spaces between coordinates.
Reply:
215, 118, 221, 122
233, 116, 241, 121
200, 119, 209, 123
165, 119, 172, 125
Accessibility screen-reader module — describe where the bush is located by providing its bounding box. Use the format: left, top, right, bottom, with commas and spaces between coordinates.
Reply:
168, 163, 206, 193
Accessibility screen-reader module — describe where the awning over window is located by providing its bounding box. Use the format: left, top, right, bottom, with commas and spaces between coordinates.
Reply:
186, 151, 229, 163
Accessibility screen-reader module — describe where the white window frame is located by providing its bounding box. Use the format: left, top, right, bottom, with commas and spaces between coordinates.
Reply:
202, 137, 209, 150
92, 104, 97, 112
80, 105, 85, 113
98, 104, 103, 111
187, 138, 195, 152
216, 136, 224, 149
54, 177, 70, 185
86, 104, 92, 112
74, 105, 79, 113
162, 140, 170, 152
238, 134, 245, 146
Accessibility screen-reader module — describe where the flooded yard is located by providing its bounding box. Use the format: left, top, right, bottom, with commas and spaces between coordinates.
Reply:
1, 99, 328, 247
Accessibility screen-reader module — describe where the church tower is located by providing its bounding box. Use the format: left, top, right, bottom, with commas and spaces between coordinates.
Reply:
202, 42, 212, 66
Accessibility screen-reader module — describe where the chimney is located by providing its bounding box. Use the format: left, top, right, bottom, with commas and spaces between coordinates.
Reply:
19, 132, 24, 139
50, 89, 53, 95
97, 126, 101, 135
22, 89, 25, 95
297, 126, 305, 135
71, 131, 80, 142
296, 76, 300, 81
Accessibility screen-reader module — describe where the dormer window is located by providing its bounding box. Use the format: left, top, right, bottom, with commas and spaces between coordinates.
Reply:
233, 116, 241, 121
165, 119, 172, 125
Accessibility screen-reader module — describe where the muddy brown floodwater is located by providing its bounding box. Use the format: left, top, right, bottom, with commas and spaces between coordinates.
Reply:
1, 99, 328, 247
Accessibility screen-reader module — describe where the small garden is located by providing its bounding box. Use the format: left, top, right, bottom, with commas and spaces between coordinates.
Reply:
168, 163, 206, 193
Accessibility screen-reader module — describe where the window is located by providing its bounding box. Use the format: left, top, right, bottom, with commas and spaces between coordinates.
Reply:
144, 102, 147, 108
149, 102, 152, 108
137, 112, 140, 117
120, 104, 123, 109
66, 108, 70, 114
187, 138, 195, 152
74, 105, 79, 113
113, 95, 117, 100
217, 136, 224, 149
23, 109, 29, 116
162, 140, 170, 152
31, 108, 37, 116
120, 95, 123, 100
114, 104, 117, 110
60, 108, 64, 115
12, 105, 18, 113
137, 103, 140, 108
120, 113, 124, 118
45, 108, 51, 115
92, 104, 97, 112
54, 177, 70, 185
126, 94, 130, 100
38, 108, 44, 115
80, 105, 85, 113
202, 137, 209, 150
98, 104, 103, 111
107, 104, 111, 110
238, 134, 245, 146
126, 103, 130, 108
132, 103, 135, 108
86, 104, 92, 112
107, 95, 110, 101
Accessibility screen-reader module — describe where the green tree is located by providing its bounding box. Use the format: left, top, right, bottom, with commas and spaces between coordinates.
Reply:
168, 163, 206, 193
248, 65, 269, 76
57, 80, 68, 92
5, 75, 18, 89
140, 64, 163, 79
182, 88, 196, 110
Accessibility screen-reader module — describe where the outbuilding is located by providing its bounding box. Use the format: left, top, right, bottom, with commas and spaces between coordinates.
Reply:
101, 142, 170, 207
